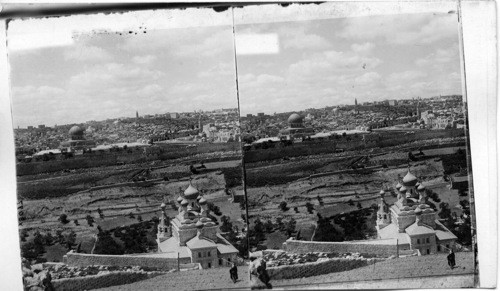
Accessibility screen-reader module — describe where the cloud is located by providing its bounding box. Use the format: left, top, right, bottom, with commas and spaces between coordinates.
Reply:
63, 45, 112, 62
132, 55, 158, 65
415, 45, 460, 68
350, 42, 375, 54
354, 72, 381, 85
387, 70, 427, 84
338, 14, 458, 45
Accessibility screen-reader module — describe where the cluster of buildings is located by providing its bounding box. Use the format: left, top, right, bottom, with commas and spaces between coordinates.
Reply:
240, 95, 464, 141
14, 108, 240, 157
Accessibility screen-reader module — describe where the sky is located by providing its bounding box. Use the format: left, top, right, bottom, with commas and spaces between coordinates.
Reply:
7, 7, 462, 128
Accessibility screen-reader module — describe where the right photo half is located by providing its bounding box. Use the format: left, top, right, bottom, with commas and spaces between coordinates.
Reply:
233, 3, 476, 289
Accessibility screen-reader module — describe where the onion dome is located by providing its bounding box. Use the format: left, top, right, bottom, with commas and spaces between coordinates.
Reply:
205, 221, 216, 227
414, 207, 422, 215
196, 220, 204, 229
417, 184, 426, 191
399, 185, 407, 192
287, 113, 303, 124
402, 170, 418, 186
199, 197, 207, 205
184, 184, 200, 200
160, 203, 166, 210
395, 182, 402, 189
176, 196, 183, 202
379, 190, 385, 196
180, 199, 188, 206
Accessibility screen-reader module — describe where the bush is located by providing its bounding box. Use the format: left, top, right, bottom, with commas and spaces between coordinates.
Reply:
59, 214, 69, 224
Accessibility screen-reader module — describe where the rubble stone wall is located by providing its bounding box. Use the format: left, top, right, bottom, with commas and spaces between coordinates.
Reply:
283, 239, 398, 257
64, 252, 190, 270
52, 271, 162, 291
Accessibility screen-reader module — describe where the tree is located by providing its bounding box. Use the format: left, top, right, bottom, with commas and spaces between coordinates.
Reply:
276, 217, 284, 231
279, 201, 289, 212
150, 216, 160, 225
220, 216, 233, 233
264, 220, 274, 233
357, 202, 362, 209
241, 214, 247, 223
285, 218, 297, 237
438, 202, 452, 219
294, 206, 299, 213
94, 230, 124, 255
86, 215, 95, 227
348, 199, 354, 206
305, 202, 314, 214
43, 232, 54, 246
97, 208, 104, 219
58, 214, 69, 224
73, 219, 79, 226
129, 212, 135, 219
65, 231, 77, 251
314, 216, 344, 242
317, 195, 324, 206
137, 215, 143, 222
207, 202, 222, 216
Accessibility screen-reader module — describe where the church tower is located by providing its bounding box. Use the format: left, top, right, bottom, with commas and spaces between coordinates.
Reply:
376, 190, 391, 230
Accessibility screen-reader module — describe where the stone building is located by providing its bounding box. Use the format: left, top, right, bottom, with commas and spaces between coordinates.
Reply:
278, 113, 315, 141
376, 170, 457, 255
156, 184, 238, 269
59, 126, 96, 152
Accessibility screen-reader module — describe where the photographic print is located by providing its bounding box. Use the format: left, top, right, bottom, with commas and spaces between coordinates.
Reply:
233, 3, 477, 289
7, 7, 249, 291
1, 1, 495, 290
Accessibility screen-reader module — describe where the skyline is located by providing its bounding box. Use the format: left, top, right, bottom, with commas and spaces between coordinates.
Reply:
8, 8, 462, 128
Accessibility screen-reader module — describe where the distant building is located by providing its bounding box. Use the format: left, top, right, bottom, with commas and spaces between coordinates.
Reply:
27, 126, 34, 130
157, 184, 238, 269
59, 126, 96, 152
246, 114, 253, 118
376, 170, 457, 255
38, 124, 46, 129
388, 100, 398, 106
257, 113, 265, 117
278, 113, 315, 141
170, 113, 180, 119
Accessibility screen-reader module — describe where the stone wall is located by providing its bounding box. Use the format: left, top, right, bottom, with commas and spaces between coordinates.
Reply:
282, 239, 398, 257
52, 271, 163, 291
267, 257, 381, 280
64, 252, 189, 270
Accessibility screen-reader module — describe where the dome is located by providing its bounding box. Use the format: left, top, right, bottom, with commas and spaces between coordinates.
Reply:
287, 113, 303, 124
199, 197, 207, 205
160, 203, 166, 209
196, 220, 204, 228
379, 190, 385, 196
402, 170, 418, 186
414, 207, 422, 215
399, 185, 407, 192
184, 184, 199, 200
176, 196, 183, 202
417, 184, 426, 191
69, 126, 84, 136
180, 199, 188, 206
395, 182, 402, 189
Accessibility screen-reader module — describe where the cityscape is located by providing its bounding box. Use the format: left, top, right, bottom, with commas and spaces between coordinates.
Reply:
7, 4, 477, 291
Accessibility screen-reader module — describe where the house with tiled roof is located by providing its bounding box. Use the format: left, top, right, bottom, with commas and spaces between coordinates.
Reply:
376, 170, 457, 255
156, 184, 238, 269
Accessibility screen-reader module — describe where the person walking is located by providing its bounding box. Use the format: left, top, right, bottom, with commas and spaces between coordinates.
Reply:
447, 248, 456, 269
230, 263, 238, 283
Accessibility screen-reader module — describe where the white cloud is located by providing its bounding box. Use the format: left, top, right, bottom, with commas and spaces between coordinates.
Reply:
350, 42, 375, 54
387, 70, 427, 84
338, 14, 457, 45
354, 72, 381, 85
63, 45, 112, 62
132, 55, 158, 65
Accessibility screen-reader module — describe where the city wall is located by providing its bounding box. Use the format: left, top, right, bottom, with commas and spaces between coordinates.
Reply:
16, 142, 241, 176
64, 252, 190, 270
282, 239, 398, 257
267, 257, 382, 280
52, 271, 163, 291
244, 129, 465, 163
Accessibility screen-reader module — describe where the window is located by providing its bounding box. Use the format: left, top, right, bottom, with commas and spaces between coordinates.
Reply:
426, 249, 430, 254
438, 245, 441, 252
208, 251, 211, 257
208, 263, 211, 268
417, 239, 420, 244
198, 252, 201, 258
384, 214, 387, 219
426, 237, 430, 243
219, 259, 222, 266
228, 258, 231, 262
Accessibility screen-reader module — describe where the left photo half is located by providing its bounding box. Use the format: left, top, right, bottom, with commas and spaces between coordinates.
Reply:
7, 7, 248, 290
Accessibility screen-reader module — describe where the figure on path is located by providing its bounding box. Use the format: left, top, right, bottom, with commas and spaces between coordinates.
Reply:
229, 263, 238, 283
447, 248, 456, 269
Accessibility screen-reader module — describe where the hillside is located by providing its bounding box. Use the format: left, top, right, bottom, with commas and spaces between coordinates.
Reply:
97, 252, 474, 290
